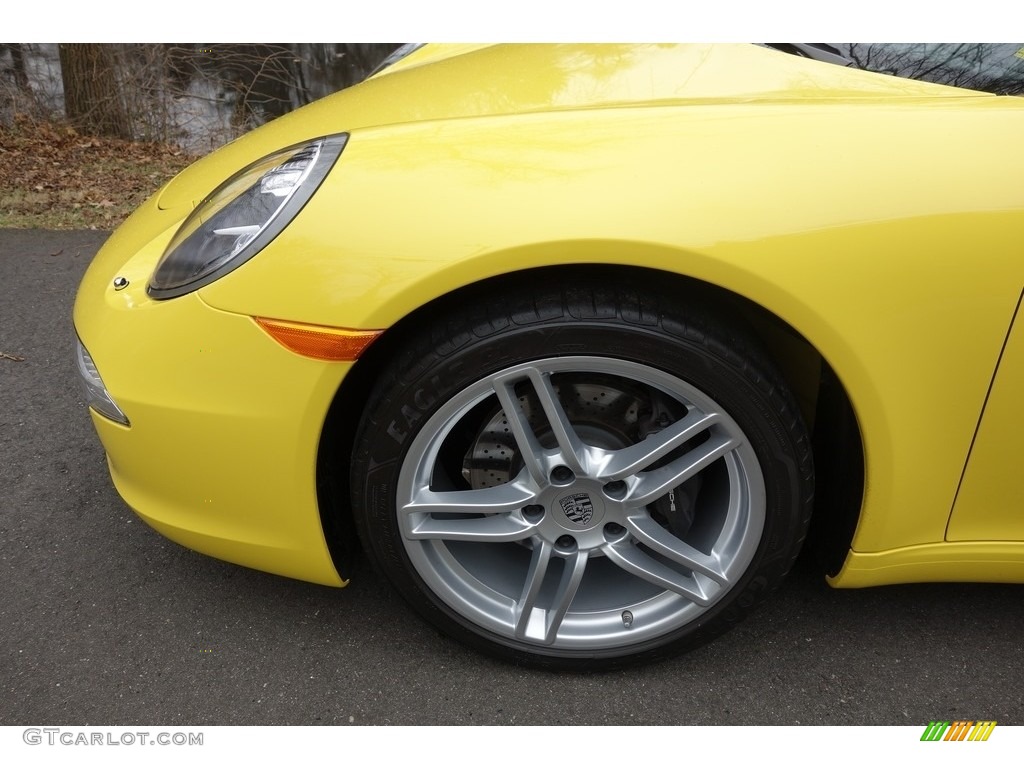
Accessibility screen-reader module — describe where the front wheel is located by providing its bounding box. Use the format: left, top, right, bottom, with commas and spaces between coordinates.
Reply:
350, 281, 813, 668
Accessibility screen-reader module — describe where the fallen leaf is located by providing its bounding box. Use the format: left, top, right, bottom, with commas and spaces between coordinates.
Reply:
0, 352, 26, 362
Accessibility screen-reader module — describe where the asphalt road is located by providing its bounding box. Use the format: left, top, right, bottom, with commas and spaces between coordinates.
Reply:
1, 228, 1022, 726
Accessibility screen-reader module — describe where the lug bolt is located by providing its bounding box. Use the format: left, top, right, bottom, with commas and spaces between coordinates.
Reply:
522, 504, 545, 522
603, 480, 627, 499
556, 535, 576, 549
602, 524, 626, 540
550, 466, 575, 485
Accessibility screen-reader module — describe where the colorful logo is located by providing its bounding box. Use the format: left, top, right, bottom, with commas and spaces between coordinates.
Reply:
920, 721, 996, 742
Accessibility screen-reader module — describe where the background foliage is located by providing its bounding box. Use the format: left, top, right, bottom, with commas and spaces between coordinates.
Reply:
0, 43, 397, 228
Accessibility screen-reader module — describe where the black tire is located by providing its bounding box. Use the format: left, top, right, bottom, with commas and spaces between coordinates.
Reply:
350, 278, 813, 669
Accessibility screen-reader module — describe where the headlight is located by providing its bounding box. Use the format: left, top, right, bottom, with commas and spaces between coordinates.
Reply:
148, 134, 347, 299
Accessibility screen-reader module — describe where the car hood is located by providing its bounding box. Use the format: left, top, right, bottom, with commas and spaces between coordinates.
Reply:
158, 43, 984, 210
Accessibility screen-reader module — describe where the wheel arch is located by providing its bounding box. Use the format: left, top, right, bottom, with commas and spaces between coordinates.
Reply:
316, 264, 864, 581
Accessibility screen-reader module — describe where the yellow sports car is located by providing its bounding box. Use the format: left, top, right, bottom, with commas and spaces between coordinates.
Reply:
74, 44, 1024, 667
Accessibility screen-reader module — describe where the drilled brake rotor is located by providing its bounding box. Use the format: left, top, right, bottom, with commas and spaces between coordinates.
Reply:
461, 373, 700, 538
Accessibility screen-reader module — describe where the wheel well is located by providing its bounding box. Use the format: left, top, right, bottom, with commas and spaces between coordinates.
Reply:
316, 265, 864, 580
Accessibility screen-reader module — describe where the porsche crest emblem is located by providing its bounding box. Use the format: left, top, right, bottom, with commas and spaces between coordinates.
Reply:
559, 493, 594, 525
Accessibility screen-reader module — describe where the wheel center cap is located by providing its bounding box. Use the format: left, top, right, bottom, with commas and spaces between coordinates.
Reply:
557, 491, 604, 530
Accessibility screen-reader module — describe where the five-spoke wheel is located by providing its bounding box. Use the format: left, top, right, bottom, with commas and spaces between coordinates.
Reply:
351, 282, 812, 667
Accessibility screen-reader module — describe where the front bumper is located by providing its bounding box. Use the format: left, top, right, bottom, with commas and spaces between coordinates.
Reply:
73, 200, 348, 587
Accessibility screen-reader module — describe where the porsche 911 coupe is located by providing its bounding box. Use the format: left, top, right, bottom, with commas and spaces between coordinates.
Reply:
74, 44, 1024, 667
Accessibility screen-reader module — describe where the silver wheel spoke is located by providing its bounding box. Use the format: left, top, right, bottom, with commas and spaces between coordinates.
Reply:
602, 540, 714, 606
404, 481, 535, 516
598, 409, 720, 479
514, 540, 555, 638
406, 512, 538, 542
493, 366, 587, 475
539, 550, 589, 644
625, 513, 728, 584
404, 481, 540, 541
525, 368, 586, 472
493, 371, 549, 484
628, 429, 739, 506
514, 546, 588, 644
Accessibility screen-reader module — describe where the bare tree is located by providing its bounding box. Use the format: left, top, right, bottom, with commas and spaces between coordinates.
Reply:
4, 44, 30, 93
9, 44, 402, 146
843, 44, 1024, 96
58, 44, 132, 139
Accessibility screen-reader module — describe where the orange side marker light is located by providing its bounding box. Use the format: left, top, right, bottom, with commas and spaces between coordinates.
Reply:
254, 317, 383, 361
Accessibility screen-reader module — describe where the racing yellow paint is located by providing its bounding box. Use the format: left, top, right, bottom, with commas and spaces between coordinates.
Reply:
947, 300, 1024, 541
154, 44, 979, 212
74, 199, 346, 586
832, 542, 1024, 587
75, 44, 1024, 586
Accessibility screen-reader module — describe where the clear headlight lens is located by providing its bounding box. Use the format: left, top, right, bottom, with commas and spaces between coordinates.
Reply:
148, 134, 347, 299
